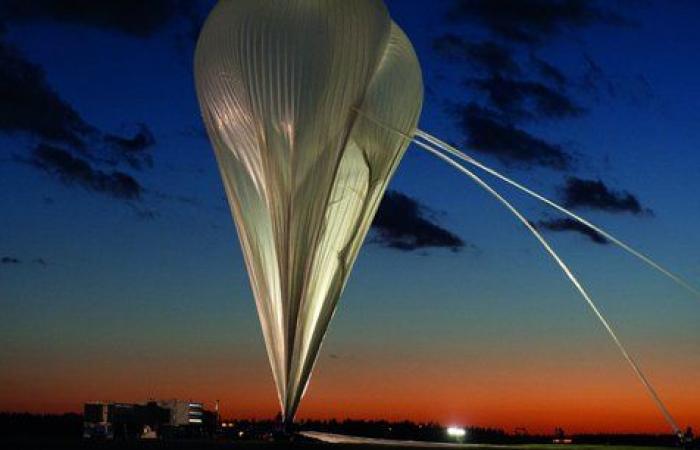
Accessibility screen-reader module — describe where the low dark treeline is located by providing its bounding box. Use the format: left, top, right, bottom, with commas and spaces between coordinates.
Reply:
0, 413, 83, 438
0, 413, 693, 448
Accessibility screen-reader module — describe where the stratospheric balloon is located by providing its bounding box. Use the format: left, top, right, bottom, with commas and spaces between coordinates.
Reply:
194, 0, 423, 423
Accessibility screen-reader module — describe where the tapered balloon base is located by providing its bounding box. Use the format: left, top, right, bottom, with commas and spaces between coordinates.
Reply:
195, 0, 424, 421
283, 420, 294, 436
272, 417, 294, 441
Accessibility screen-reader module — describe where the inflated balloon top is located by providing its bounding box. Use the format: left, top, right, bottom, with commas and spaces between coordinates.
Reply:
195, 0, 423, 423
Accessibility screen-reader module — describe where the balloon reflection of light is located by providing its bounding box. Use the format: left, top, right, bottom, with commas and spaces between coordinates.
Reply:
195, 0, 422, 426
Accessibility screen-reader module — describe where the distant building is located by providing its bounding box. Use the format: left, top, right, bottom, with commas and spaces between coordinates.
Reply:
83, 402, 112, 439
156, 400, 205, 426
83, 399, 212, 440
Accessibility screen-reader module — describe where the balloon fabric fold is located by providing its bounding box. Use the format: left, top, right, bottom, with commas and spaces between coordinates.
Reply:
195, 0, 423, 423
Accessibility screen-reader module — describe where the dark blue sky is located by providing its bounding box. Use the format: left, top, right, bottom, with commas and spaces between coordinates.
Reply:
1, 0, 698, 432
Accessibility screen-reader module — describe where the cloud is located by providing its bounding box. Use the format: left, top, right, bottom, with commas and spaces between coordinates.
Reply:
433, 35, 520, 75
0, 38, 157, 158
0, 0, 190, 38
468, 75, 584, 120
371, 190, 465, 252
432, 2, 621, 172
0, 39, 95, 149
0, 0, 210, 68
104, 123, 156, 170
29, 143, 142, 200
0, 36, 154, 201
445, 0, 626, 45
450, 103, 572, 170
560, 177, 651, 215
581, 53, 615, 97
127, 204, 159, 221
537, 217, 608, 244
530, 54, 567, 87
1, 256, 49, 266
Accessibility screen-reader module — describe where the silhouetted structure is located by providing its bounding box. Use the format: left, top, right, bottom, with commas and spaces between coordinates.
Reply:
684, 426, 695, 450
82, 400, 214, 440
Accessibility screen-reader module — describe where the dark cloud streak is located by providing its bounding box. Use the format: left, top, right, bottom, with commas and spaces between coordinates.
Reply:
537, 217, 609, 244
560, 177, 651, 215
450, 104, 572, 170
433, 34, 520, 75
445, 0, 626, 45
29, 144, 143, 201
435, 0, 631, 172
530, 55, 567, 87
468, 75, 584, 120
0, 34, 155, 202
0, 39, 94, 149
0, 256, 49, 266
0, 0, 186, 38
104, 124, 156, 170
371, 190, 465, 252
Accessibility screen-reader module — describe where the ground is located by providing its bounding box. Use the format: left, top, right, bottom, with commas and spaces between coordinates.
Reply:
0, 439, 677, 450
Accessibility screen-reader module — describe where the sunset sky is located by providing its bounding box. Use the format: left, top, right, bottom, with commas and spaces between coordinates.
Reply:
1, 0, 699, 434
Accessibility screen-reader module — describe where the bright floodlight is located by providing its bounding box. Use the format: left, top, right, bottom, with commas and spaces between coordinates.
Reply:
447, 426, 466, 438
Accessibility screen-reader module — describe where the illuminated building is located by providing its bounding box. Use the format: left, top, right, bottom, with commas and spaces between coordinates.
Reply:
83, 399, 211, 439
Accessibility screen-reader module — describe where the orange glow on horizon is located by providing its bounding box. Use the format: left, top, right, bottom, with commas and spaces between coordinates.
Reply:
1, 350, 697, 435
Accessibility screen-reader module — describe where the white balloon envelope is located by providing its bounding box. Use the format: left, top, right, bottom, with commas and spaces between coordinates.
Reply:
195, 0, 423, 423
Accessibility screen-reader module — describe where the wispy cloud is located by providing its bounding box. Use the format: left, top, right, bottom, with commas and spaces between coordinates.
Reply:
560, 177, 652, 215
433, 35, 520, 75
0, 38, 94, 149
537, 217, 609, 244
103, 123, 156, 170
28, 144, 143, 200
434, 0, 630, 172
445, 0, 627, 45
467, 75, 584, 121
0, 34, 154, 203
448, 103, 572, 170
371, 190, 466, 252
0, 0, 196, 38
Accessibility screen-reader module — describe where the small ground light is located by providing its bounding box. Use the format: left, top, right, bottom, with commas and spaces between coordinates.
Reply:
447, 426, 466, 441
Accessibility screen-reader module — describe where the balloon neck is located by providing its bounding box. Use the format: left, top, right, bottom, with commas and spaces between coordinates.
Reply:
282, 417, 294, 434
272, 415, 294, 441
